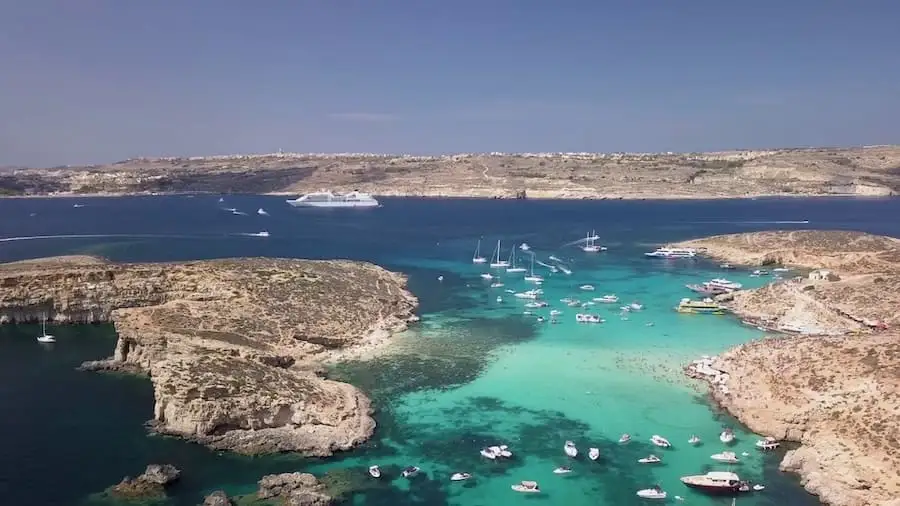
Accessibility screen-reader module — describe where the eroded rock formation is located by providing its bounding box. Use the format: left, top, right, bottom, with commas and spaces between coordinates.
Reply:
256, 473, 333, 506
0, 255, 418, 455
109, 464, 181, 499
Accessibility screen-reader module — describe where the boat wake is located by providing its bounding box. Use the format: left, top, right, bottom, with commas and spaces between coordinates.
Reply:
234, 232, 270, 238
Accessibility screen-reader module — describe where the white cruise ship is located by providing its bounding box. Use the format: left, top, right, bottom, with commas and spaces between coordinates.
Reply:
286, 191, 379, 208
644, 247, 697, 258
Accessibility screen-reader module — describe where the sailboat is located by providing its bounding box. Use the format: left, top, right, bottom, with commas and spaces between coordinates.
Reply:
489, 240, 510, 268
472, 239, 487, 264
582, 230, 606, 252
36, 316, 56, 343
524, 254, 544, 282
506, 245, 527, 273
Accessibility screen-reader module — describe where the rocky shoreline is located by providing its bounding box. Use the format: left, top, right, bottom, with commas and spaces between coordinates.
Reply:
676, 231, 900, 506
0, 255, 419, 456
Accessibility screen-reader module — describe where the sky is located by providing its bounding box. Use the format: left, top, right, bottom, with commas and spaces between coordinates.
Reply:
1, 0, 899, 166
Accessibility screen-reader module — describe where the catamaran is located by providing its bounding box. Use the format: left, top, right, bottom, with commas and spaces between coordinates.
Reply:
506, 245, 527, 273
489, 240, 510, 268
472, 239, 487, 264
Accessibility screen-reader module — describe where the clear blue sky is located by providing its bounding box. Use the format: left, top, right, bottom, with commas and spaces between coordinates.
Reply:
1, 0, 898, 166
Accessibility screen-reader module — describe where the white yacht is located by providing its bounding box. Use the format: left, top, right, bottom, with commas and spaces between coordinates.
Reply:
708, 278, 743, 290
645, 247, 697, 258
711, 451, 740, 464
286, 190, 379, 208
636, 486, 667, 500
564, 440, 578, 458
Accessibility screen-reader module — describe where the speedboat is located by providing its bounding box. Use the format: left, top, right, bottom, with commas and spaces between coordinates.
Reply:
636, 486, 667, 500
564, 440, 578, 458
711, 451, 740, 464
753, 484, 766, 491
594, 294, 618, 303
490, 282, 504, 288
368, 465, 381, 478
402, 466, 420, 478
553, 466, 573, 474
496, 296, 502, 303
450, 472, 472, 482
756, 437, 780, 450
638, 455, 661, 464
511, 481, 540, 493
680, 471, 745, 494
579, 284, 595, 291
588, 448, 600, 461
650, 435, 672, 448
519, 243, 530, 251
720, 428, 736, 444
618, 433, 631, 444
629, 302, 644, 311
688, 435, 701, 445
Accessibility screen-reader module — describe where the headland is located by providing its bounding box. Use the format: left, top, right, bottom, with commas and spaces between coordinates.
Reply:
676, 231, 900, 506
2, 145, 899, 199
0, 255, 418, 455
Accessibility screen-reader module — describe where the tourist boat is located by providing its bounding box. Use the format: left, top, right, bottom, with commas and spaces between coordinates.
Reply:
711, 451, 740, 464
688, 435, 701, 445
618, 433, 631, 444
720, 428, 736, 444
680, 471, 745, 494
645, 247, 697, 258
257, 207, 269, 216
686, 283, 729, 296
636, 486, 667, 500
286, 190, 380, 208
676, 298, 727, 314
755, 437, 780, 450
708, 278, 743, 290
564, 440, 578, 458
511, 481, 540, 493
402, 466, 420, 478
575, 313, 603, 323
594, 294, 618, 303
579, 284, 595, 291
472, 239, 487, 264
553, 466, 573, 474
480, 273, 494, 280
638, 455, 661, 464
588, 448, 600, 461
36, 317, 55, 344
581, 230, 607, 252
368, 465, 381, 478
650, 435, 672, 448
489, 240, 510, 268
524, 255, 543, 282
450, 472, 472, 481
506, 246, 527, 273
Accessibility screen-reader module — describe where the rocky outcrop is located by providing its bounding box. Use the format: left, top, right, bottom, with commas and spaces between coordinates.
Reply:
0, 255, 418, 455
678, 231, 900, 506
202, 490, 233, 506
257, 473, 333, 506
109, 464, 181, 499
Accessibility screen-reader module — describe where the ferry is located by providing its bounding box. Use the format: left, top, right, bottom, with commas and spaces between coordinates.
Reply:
676, 298, 727, 314
286, 191, 379, 208
645, 247, 697, 259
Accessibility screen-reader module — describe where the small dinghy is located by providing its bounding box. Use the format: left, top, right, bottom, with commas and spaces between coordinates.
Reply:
638, 455, 661, 464
553, 466, 573, 475
450, 472, 471, 482
368, 465, 381, 478
711, 451, 740, 464
564, 440, 578, 458
720, 428, 736, 444
650, 435, 672, 448
588, 448, 600, 461
688, 435, 701, 445
511, 480, 540, 493
402, 466, 420, 478
753, 484, 766, 491
618, 433, 632, 444
636, 485, 667, 500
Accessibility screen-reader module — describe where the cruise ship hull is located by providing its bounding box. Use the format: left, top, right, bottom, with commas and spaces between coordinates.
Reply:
286, 200, 379, 208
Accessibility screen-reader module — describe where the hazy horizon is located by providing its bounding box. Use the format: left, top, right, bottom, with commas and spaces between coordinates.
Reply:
2, 1, 899, 167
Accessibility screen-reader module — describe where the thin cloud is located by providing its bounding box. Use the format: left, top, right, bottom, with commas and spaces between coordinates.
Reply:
327, 112, 397, 123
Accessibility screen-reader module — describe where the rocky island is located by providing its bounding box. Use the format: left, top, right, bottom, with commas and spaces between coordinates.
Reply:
0, 255, 418, 455
676, 231, 900, 506
2, 145, 899, 199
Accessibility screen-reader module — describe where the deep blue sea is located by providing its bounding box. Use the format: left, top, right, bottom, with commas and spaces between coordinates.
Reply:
1, 195, 898, 506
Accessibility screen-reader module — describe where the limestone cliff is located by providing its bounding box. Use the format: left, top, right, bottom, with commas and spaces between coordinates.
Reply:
0, 255, 418, 455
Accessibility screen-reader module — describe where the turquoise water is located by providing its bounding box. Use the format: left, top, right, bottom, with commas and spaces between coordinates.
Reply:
2, 196, 899, 505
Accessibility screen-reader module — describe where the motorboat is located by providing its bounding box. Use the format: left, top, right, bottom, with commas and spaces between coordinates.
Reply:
489, 240, 510, 268
720, 263, 735, 269
680, 471, 745, 494
519, 243, 531, 251
676, 298, 727, 315
720, 428, 736, 444
549, 255, 562, 262
756, 437, 780, 450
688, 435, 701, 445
472, 239, 487, 264
708, 278, 743, 290
579, 284, 595, 291
650, 435, 672, 448
257, 208, 269, 216
480, 447, 498, 459
496, 296, 502, 303
514, 289, 541, 299
36, 317, 56, 344
594, 294, 619, 303
773, 267, 790, 272
711, 451, 740, 464
686, 283, 729, 296
629, 302, 644, 311
511, 481, 540, 493
645, 247, 697, 258
636, 486, 667, 500
553, 466, 573, 474
618, 433, 631, 444
557, 265, 572, 275
753, 484, 766, 491
490, 282, 504, 288
564, 440, 578, 458
286, 190, 379, 208
588, 448, 600, 461
638, 455, 661, 464
480, 273, 494, 280
450, 472, 472, 482
549, 309, 562, 316
248, 230, 269, 237
368, 465, 381, 478
497, 445, 513, 458
402, 466, 420, 478
575, 313, 603, 323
